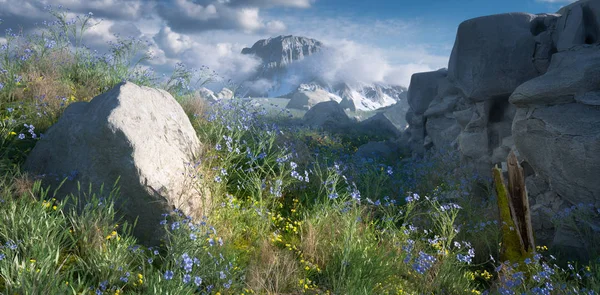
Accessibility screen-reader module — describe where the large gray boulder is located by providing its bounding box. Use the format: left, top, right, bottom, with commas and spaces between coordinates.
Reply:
513, 103, 600, 207
447, 13, 542, 100
286, 87, 341, 110
25, 82, 203, 245
510, 46, 600, 107
357, 101, 410, 138
407, 69, 447, 114
555, 0, 600, 51
399, 0, 600, 260
303, 101, 351, 130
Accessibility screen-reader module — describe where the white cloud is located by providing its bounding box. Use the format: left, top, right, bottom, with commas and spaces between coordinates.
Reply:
151, 26, 262, 86
282, 39, 445, 88
0, 0, 451, 92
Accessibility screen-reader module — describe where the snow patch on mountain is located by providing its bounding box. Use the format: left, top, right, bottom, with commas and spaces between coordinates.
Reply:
240, 35, 409, 111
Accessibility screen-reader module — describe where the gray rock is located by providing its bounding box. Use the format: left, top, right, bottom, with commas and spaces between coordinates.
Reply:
555, 0, 600, 51
303, 101, 351, 129
513, 104, 600, 207
358, 112, 403, 138
425, 114, 461, 149
424, 95, 460, 117
525, 174, 550, 197
197, 87, 217, 102
464, 102, 490, 132
490, 136, 514, 165
447, 13, 541, 100
510, 46, 600, 107
576, 90, 600, 106
359, 102, 410, 137
198, 87, 234, 102
25, 82, 203, 245
286, 87, 340, 110
407, 69, 447, 114
531, 14, 560, 73
458, 131, 489, 159
217, 88, 234, 100
453, 108, 474, 129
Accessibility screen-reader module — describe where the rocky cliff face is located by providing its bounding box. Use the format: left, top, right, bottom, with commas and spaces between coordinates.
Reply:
402, 0, 600, 259
241, 35, 323, 70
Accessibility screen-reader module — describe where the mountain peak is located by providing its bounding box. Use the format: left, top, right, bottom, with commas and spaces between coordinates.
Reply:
241, 35, 323, 68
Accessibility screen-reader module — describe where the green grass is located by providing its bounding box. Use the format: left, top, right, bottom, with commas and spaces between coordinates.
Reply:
1, 6, 600, 295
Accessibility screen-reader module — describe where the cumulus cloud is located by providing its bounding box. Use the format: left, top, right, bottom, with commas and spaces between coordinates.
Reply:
151, 26, 262, 85
0, 0, 151, 25
0, 0, 449, 93
156, 0, 291, 34
279, 39, 445, 88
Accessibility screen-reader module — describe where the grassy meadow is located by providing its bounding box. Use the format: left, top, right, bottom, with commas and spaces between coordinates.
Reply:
1, 7, 599, 295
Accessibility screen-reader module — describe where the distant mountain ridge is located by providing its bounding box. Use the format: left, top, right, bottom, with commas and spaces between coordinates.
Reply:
241, 35, 407, 111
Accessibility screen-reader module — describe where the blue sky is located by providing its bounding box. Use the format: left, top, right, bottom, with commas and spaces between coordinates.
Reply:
0, 0, 577, 88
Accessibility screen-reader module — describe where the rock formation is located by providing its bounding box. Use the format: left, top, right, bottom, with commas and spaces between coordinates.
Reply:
286, 83, 342, 110
401, 0, 600, 258
303, 101, 352, 130
25, 82, 203, 245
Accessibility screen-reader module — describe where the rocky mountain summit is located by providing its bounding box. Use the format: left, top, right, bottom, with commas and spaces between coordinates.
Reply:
241, 35, 323, 70
402, 0, 600, 259
241, 35, 407, 111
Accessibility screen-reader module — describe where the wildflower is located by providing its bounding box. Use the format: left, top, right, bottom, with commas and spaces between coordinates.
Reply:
190, 233, 197, 241
194, 276, 202, 286
164, 270, 174, 280
412, 251, 436, 274
99, 280, 108, 291
328, 192, 339, 200
6, 240, 17, 250
0, 253, 4, 261
220, 271, 226, 279
386, 166, 393, 175
7, 107, 13, 112
350, 187, 361, 202
183, 274, 191, 284
290, 161, 298, 170
291, 170, 303, 181
215, 143, 222, 151
214, 176, 222, 183
18, 133, 25, 139
171, 222, 180, 230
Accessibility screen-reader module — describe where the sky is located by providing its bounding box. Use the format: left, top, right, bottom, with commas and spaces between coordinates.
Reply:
0, 0, 578, 90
